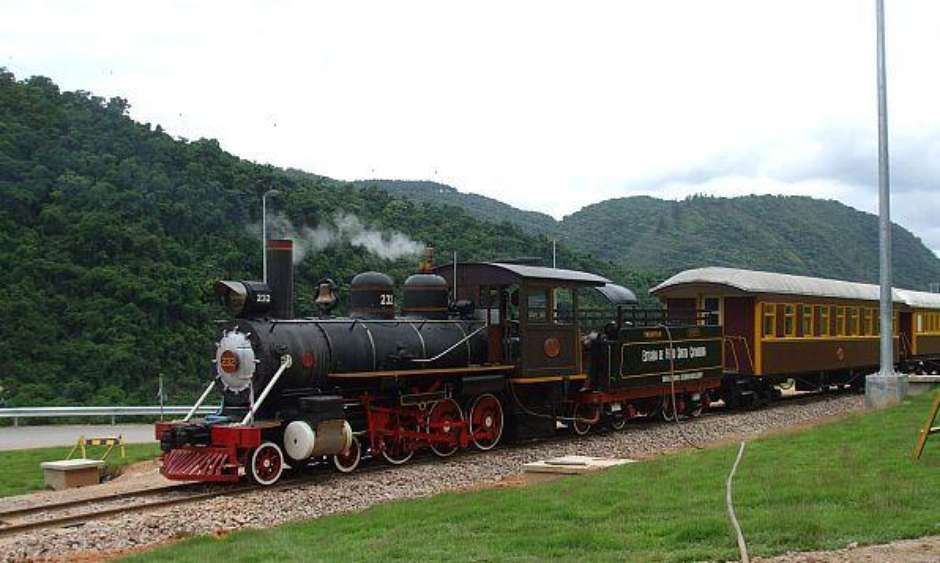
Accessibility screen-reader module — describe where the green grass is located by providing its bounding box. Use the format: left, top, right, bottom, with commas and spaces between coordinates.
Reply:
129, 394, 940, 562
0, 442, 161, 498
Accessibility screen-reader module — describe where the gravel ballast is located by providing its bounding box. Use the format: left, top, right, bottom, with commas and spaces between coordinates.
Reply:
0, 393, 864, 561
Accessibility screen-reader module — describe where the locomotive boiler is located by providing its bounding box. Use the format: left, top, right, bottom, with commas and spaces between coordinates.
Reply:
157, 240, 493, 484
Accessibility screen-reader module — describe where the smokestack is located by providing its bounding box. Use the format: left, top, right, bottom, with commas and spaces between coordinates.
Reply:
267, 239, 294, 318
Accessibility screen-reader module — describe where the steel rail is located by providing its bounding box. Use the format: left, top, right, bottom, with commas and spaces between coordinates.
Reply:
0, 484, 260, 538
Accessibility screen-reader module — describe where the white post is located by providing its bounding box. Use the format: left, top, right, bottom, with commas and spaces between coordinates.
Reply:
866, 0, 908, 408
552, 239, 557, 268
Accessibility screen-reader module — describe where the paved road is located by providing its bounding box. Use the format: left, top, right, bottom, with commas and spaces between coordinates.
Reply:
0, 424, 157, 451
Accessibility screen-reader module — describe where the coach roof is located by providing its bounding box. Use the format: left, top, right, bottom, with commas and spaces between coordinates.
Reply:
651, 267, 940, 310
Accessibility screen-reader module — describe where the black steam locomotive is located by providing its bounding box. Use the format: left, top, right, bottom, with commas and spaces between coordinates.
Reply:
156, 240, 721, 485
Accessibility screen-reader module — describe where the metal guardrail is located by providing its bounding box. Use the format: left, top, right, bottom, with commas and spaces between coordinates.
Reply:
0, 406, 219, 426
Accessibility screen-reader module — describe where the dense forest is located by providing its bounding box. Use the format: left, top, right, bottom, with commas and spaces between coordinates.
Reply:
367, 182, 940, 290
0, 71, 648, 407
352, 179, 559, 237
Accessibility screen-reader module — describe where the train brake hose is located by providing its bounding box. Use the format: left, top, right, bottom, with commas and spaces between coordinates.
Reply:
726, 441, 750, 563
657, 324, 702, 450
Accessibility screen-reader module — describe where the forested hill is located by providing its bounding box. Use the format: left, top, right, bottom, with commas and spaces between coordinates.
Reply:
562, 195, 940, 290
357, 187, 940, 291
351, 180, 559, 236
0, 71, 638, 407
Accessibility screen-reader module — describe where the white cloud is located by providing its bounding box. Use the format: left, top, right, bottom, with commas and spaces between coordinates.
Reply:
1, 0, 938, 252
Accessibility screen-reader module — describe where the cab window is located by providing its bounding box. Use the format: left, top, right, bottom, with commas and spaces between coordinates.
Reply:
526, 289, 549, 322
553, 288, 575, 325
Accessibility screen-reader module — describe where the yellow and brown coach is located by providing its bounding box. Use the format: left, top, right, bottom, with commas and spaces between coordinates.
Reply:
651, 267, 940, 405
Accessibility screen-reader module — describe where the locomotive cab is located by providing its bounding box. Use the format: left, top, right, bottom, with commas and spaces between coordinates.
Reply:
434, 262, 610, 381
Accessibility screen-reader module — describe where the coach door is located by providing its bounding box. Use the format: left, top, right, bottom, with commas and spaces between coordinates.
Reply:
518, 283, 580, 378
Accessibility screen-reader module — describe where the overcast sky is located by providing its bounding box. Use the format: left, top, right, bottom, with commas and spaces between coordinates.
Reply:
3, 1, 938, 254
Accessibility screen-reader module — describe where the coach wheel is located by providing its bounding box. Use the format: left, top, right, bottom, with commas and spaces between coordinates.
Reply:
687, 400, 704, 418
428, 399, 464, 458
469, 393, 504, 451
333, 435, 361, 473
249, 441, 285, 486
572, 404, 597, 436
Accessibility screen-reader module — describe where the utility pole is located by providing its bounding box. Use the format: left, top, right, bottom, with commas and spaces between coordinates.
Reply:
552, 239, 557, 268
866, 0, 908, 408
262, 189, 280, 283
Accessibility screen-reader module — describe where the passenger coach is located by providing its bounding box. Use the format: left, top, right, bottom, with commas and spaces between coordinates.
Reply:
651, 267, 940, 406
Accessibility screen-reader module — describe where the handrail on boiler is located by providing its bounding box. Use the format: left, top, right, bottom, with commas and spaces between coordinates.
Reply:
411, 325, 487, 364
240, 355, 293, 426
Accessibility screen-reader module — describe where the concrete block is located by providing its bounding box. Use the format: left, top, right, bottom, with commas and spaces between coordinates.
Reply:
907, 375, 940, 396
40, 459, 104, 490
865, 373, 909, 409
523, 455, 635, 484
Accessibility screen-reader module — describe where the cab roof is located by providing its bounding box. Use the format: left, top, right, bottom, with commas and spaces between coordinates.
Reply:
435, 262, 610, 286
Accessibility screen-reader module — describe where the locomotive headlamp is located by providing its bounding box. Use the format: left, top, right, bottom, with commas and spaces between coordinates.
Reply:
215, 330, 257, 392
215, 280, 273, 317
216, 281, 247, 315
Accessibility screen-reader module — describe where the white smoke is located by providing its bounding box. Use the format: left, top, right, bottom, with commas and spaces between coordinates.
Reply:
253, 213, 423, 264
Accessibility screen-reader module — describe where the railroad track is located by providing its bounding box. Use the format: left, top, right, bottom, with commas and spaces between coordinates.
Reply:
0, 482, 258, 538
0, 388, 856, 539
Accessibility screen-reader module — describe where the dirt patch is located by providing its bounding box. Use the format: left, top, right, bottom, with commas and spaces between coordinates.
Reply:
755, 535, 940, 562
110, 459, 160, 481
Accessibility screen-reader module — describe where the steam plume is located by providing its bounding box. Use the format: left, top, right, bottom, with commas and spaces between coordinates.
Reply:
252, 213, 423, 264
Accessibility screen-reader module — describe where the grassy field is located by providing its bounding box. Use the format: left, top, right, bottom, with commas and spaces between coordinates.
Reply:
0, 442, 161, 498
129, 393, 940, 562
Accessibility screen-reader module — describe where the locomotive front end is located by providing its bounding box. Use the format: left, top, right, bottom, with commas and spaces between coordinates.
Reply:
156, 239, 353, 485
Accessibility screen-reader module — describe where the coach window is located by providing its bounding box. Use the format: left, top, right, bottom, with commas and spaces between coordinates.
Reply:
783, 304, 796, 337
762, 303, 777, 338
893, 312, 899, 335
861, 308, 871, 336
917, 313, 924, 334
818, 306, 830, 337
836, 306, 846, 336
847, 307, 859, 336
801, 305, 813, 337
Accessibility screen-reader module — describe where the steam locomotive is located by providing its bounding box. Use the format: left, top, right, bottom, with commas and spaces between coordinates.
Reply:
156, 240, 722, 485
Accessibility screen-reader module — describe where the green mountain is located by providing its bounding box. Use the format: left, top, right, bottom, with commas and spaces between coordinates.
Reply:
0, 71, 636, 407
352, 179, 559, 236
561, 195, 940, 290
358, 186, 940, 291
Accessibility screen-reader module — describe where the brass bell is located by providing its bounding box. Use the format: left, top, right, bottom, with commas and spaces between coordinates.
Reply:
315, 278, 337, 315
